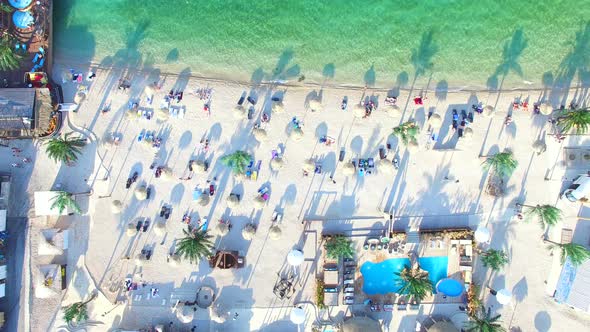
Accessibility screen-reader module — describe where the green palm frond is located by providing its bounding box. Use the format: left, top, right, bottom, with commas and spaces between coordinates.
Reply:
557, 108, 590, 134
45, 132, 86, 163
524, 205, 562, 229
220, 150, 252, 174
392, 121, 419, 145
395, 265, 433, 302
324, 235, 354, 259
50, 191, 81, 214
465, 305, 506, 332
548, 243, 590, 266
480, 249, 509, 271
482, 152, 518, 178
63, 302, 88, 324
175, 226, 213, 264
0, 34, 22, 71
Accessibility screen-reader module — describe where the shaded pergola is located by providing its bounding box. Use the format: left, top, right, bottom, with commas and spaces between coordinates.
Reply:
208, 250, 244, 269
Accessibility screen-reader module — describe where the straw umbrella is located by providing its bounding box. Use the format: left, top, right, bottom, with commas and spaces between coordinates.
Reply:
216, 223, 229, 236
353, 104, 365, 118
74, 91, 86, 104
385, 104, 401, 118
134, 186, 147, 201
270, 157, 284, 170
272, 101, 285, 114
407, 140, 419, 152
269, 225, 282, 240
126, 223, 137, 236
242, 224, 256, 240
342, 162, 355, 176
309, 99, 323, 112
539, 103, 552, 115
303, 159, 315, 172
193, 160, 207, 174
532, 140, 547, 154
377, 159, 394, 175
154, 221, 166, 236
169, 253, 181, 266
111, 200, 123, 214
144, 84, 155, 98
156, 108, 170, 121
135, 253, 145, 266
227, 194, 240, 208
254, 196, 266, 209
483, 105, 495, 118
429, 113, 442, 129
290, 128, 304, 141
253, 128, 268, 142
198, 194, 210, 206
161, 167, 173, 181
233, 105, 246, 119
463, 127, 474, 139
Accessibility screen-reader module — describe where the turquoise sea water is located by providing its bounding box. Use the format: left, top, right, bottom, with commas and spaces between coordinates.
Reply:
54, 0, 590, 88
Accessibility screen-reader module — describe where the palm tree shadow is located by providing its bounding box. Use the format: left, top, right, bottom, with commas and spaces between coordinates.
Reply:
490, 28, 528, 105
270, 48, 300, 82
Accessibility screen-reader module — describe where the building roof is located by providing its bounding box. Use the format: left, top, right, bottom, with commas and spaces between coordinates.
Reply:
0, 88, 35, 136
565, 259, 590, 312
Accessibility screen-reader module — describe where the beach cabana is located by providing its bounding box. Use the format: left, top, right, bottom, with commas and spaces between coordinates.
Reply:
242, 224, 256, 240
209, 250, 244, 269
34, 191, 71, 216
341, 316, 382, 332
12, 10, 34, 29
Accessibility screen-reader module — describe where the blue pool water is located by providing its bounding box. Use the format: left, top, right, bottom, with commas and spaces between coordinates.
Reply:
360, 256, 448, 295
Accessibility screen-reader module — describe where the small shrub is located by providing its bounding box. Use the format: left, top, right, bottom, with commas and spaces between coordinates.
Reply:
315, 278, 326, 309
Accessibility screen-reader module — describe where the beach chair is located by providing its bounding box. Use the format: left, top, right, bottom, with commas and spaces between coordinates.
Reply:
344, 298, 354, 305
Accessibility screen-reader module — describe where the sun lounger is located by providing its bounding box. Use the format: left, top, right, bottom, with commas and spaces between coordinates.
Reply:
465, 245, 473, 257
324, 287, 338, 293
344, 298, 354, 305
464, 270, 472, 284
324, 264, 338, 271
383, 304, 394, 312
343, 279, 354, 285
397, 303, 407, 310
344, 287, 354, 293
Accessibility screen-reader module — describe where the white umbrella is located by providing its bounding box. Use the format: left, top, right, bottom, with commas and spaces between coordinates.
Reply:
287, 249, 304, 266
474, 227, 490, 243
377, 159, 394, 175
270, 157, 284, 170
302, 159, 315, 172
111, 200, 123, 214
126, 223, 137, 236
483, 105, 495, 118
216, 223, 229, 236
242, 224, 256, 240
253, 128, 268, 142
134, 186, 147, 200
309, 99, 323, 112
254, 196, 266, 209
353, 104, 365, 118
227, 194, 240, 208
290, 128, 304, 141
272, 101, 285, 113
429, 113, 442, 129
290, 307, 306, 325
384, 104, 401, 118
269, 225, 282, 240
233, 105, 246, 119
407, 140, 419, 152
496, 288, 512, 305
539, 103, 552, 115
342, 162, 355, 175
154, 221, 166, 236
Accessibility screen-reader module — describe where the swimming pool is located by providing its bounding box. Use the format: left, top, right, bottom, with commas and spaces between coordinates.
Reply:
360, 256, 448, 295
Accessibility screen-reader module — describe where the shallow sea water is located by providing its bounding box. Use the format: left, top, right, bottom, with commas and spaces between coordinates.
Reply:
54, 0, 590, 88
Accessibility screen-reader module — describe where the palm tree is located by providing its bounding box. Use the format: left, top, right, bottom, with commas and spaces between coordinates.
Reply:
0, 3, 14, 13
480, 249, 508, 271
63, 293, 96, 324
392, 121, 419, 145
220, 150, 252, 175
45, 132, 86, 163
556, 108, 590, 134
482, 152, 518, 179
50, 191, 81, 214
464, 305, 506, 332
546, 241, 590, 266
395, 265, 433, 302
0, 34, 22, 71
175, 225, 213, 264
518, 204, 562, 229
324, 235, 354, 259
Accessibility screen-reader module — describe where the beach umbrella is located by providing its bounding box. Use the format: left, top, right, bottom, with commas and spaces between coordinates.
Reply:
407, 140, 419, 152
539, 103, 552, 115
303, 159, 315, 172
233, 172, 245, 181
532, 140, 547, 154
483, 105, 495, 118
126, 223, 137, 236
226, 194, 240, 208
144, 84, 155, 98
134, 186, 147, 201
436, 278, 464, 297
429, 113, 442, 129
9, 0, 33, 10
135, 253, 145, 266
383, 104, 401, 118
342, 162, 355, 175
309, 99, 323, 112
233, 105, 246, 119
474, 226, 490, 243
254, 196, 266, 209
216, 222, 229, 236
290, 128, 304, 141
242, 224, 256, 240
176, 303, 195, 324
193, 160, 207, 174
270, 157, 284, 170
111, 200, 123, 214
154, 221, 166, 236
272, 101, 285, 113
287, 249, 304, 266
161, 167, 173, 181
156, 108, 170, 121
463, 127, 474, 139
13, 10, 34, 29
290, 307, 306, 325
74, 91, 86, 104
253, 128, 268, 142
496, 288, 512, 305
169, 253, 181, 266
353, 104, 365, 118
377, 159, 394, 175
198, 194, 210, 206
269, 225, 282, 240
